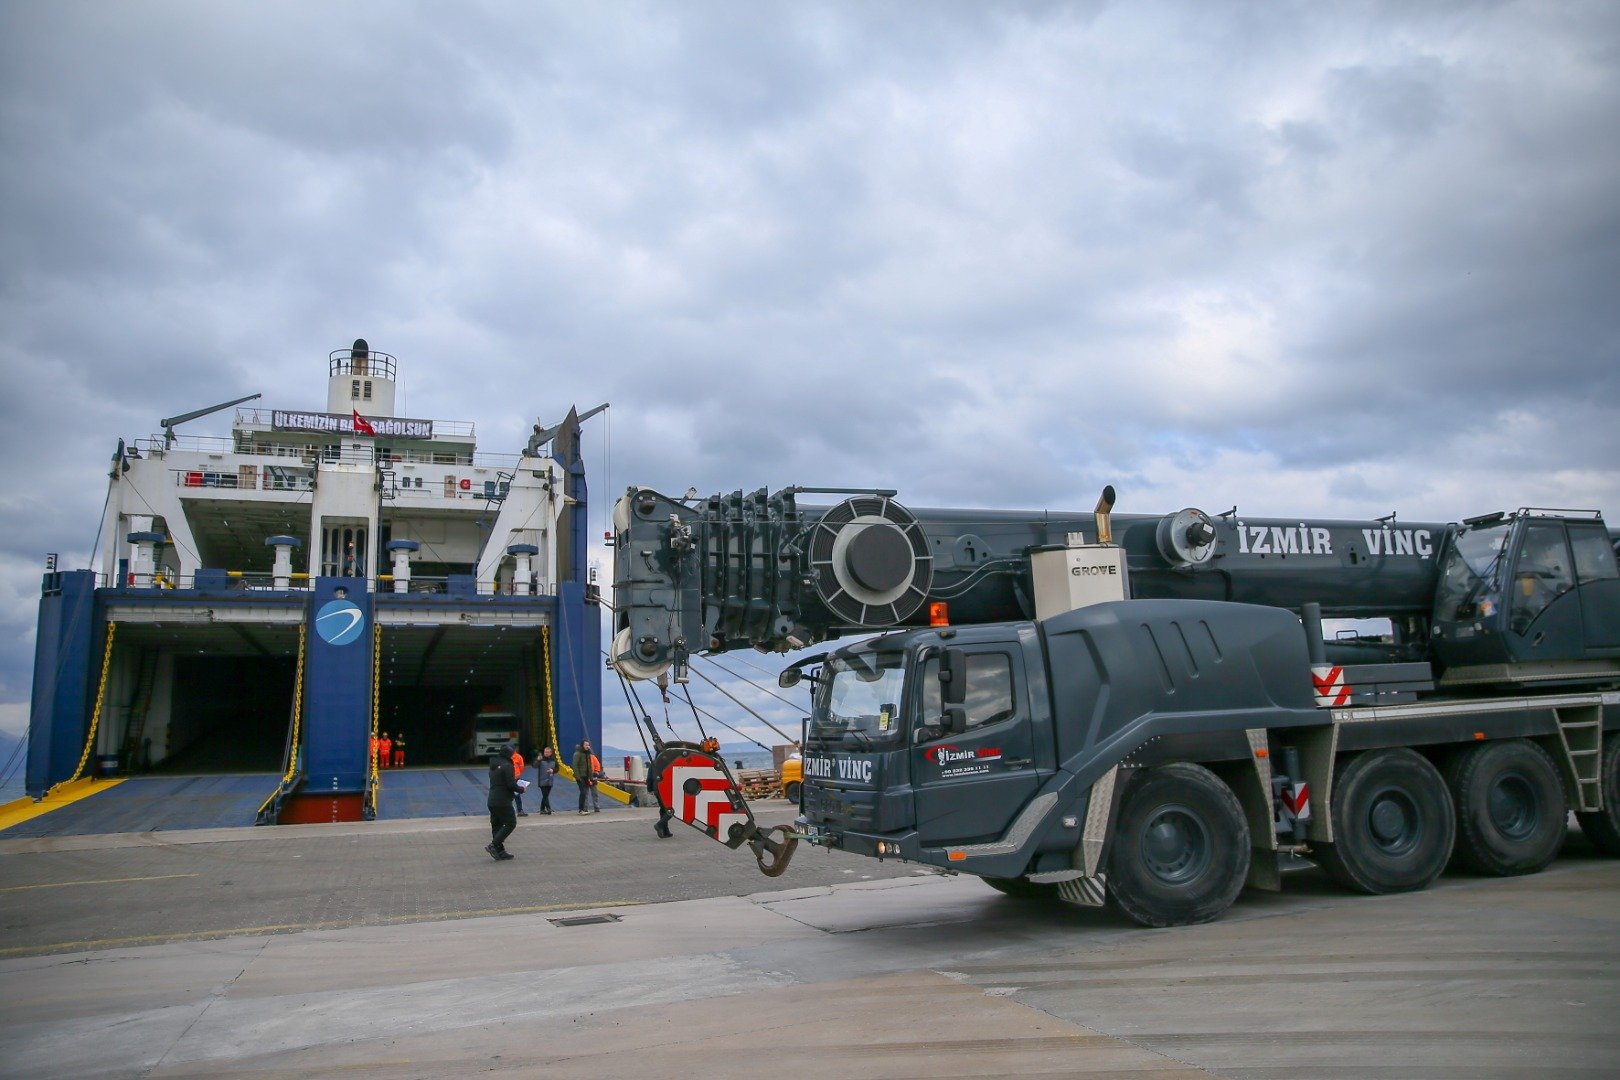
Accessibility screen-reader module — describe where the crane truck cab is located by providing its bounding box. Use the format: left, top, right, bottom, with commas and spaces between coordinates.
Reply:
787, 600, 1327, 924
1431, 509, 1620, 680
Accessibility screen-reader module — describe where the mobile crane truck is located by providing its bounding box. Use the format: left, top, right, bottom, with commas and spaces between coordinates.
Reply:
610, 484, 1620, 925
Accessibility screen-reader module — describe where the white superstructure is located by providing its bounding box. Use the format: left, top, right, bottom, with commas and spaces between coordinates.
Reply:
97, 340, 571, 596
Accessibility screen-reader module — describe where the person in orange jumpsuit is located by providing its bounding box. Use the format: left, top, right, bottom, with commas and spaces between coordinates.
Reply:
510, 745, 527, 815
378, 733, 393, 770
392, 734, 406, 769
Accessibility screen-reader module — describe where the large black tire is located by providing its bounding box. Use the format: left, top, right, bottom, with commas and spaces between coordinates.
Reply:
982, 877, 1058, 898
1106, 762, 1250, 928
1317, 749, 1454, 895
1444, 739, 1567, 875
1575, 736, 1620, 855
783, 780, 802, 803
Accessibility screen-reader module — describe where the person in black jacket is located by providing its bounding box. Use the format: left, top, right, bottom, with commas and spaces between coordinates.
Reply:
486, 747, 520, 860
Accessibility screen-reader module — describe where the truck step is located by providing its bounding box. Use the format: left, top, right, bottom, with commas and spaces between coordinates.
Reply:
1553, 704, 1604, 813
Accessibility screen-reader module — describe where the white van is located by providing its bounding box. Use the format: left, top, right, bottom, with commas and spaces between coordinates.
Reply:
465, 715, 521, 761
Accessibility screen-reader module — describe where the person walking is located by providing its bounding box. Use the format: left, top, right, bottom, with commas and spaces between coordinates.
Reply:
588, 749, 604, 812
572, 739, 595, 815
510, 744, 528, 816
485, 747, 520, 860
535, 746, 558, 814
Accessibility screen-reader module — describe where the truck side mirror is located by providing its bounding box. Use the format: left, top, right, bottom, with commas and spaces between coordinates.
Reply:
944, 705, 968, 735
939, 648, 967, 706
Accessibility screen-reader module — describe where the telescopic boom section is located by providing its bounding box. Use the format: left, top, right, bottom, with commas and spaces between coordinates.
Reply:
609, 484, 1455, 681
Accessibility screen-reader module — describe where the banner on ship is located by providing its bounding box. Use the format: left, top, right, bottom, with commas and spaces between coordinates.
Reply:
272, 410, 433, 439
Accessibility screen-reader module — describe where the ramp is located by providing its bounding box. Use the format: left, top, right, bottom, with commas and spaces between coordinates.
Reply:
0, 774, 280, 838
372, 768, 492, 821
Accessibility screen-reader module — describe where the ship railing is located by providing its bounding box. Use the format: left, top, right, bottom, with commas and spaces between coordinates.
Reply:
328, 348, 399, 380
95, 570, 561, 597
377, 449, 528, 468
136, 434, 524, 473
129, 433, 235, 455
223, 438, 478, 467
169, 461, 549, 492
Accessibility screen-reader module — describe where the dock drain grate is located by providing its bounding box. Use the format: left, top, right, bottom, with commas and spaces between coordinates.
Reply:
548, 913, 623, 927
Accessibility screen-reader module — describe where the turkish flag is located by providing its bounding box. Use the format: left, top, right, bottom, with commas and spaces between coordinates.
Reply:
352, 410, 376, 437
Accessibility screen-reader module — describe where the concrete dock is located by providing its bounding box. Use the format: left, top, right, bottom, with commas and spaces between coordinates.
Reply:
1, 803, 1616, 1078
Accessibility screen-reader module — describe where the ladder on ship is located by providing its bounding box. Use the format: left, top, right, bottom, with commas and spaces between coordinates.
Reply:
120, 649, 159, 771
473, 471, 515, 550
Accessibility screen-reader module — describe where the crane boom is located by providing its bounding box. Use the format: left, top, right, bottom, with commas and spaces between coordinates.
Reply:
160, 392, 262, 444
610, 484, 1454, 681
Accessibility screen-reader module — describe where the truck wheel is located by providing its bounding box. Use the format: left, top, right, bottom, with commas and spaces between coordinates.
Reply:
1575, 737, 1620, 855
1106, 763, 1249, 927
783, 781, 802, 803
1317, 749, 1454, 895
983, 877, 1057, 898
1444, 739, 1567, 875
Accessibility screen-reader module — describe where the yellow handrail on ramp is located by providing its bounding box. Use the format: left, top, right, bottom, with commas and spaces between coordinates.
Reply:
256, 624, 307, 821
44, 622, 117, 800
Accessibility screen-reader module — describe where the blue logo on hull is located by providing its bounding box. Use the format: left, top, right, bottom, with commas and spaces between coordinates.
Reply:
315, 599, 365, 646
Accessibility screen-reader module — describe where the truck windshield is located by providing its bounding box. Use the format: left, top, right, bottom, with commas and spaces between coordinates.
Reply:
1434, 521, 1510, 622
807, 650, 906, 749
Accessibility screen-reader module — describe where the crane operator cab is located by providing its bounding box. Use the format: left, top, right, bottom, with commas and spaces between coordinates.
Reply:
1431, 509, 1620, 683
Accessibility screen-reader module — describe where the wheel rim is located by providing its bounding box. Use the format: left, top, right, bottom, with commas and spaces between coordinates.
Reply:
1139, 804, 1211, 885
1486, 771, 1538, 841
1365, 786, 1422, 856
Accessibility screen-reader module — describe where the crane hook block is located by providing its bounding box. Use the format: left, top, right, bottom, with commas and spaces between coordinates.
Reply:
751, 825, 799, 877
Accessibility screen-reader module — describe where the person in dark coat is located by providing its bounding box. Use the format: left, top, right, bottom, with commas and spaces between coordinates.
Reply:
486, 748, 520, 860
536, 746, 558, 814
572, 739, 595, 815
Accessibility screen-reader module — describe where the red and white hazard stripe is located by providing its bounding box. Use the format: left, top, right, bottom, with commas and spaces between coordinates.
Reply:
1282, 782, 1311, 822
1311, 665, 1352, 708
656, 753, 748, 839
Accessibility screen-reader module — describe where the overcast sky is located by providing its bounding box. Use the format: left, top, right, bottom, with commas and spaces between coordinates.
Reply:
3, 1, 1617, 749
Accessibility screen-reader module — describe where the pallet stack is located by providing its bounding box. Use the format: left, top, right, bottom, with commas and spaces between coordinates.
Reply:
733, 769, 784, 800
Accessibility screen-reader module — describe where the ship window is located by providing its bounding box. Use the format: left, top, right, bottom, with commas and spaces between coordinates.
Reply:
351, 379, 361, 399
363, 381, 373, 400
